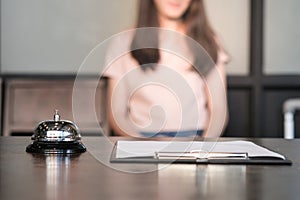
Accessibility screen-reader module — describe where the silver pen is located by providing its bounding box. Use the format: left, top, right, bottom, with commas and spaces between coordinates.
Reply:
155, 151, 249, 160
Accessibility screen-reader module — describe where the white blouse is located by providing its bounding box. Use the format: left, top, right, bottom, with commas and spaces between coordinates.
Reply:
103, 31, 228, 134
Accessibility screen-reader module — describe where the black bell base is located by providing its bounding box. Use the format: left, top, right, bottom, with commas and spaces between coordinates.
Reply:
26, 141, 86, 154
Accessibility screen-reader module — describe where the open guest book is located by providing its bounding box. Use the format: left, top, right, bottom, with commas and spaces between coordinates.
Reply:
110, 140, 292, 165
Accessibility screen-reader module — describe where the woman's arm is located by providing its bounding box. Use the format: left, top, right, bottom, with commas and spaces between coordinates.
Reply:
202, 62, 228, 138
107, 78, 140, 137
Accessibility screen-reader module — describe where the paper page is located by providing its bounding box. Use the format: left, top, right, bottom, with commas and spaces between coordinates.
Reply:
115, 140, 285, 160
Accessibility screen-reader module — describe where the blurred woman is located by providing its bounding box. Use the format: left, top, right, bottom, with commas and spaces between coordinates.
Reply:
104, 0, 229, 138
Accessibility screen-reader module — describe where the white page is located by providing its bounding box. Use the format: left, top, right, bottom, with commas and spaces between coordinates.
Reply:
115, 140, 285, 160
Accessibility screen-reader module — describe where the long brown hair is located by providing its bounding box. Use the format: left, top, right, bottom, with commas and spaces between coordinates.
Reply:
130, 0, 219, 71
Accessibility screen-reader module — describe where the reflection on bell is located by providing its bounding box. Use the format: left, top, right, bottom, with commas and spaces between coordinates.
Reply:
26, 110, 86, 154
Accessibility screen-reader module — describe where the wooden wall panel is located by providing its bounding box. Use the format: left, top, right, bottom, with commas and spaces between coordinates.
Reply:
262, 89, 300, 137
3, 78, 108, 136
223, 89, 251, 137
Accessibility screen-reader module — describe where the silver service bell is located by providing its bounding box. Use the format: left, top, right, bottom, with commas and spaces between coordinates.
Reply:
26, 110, 86, 154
